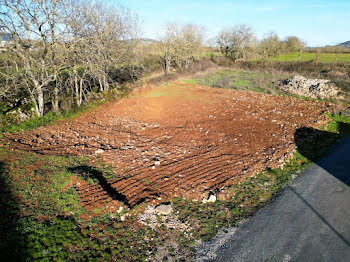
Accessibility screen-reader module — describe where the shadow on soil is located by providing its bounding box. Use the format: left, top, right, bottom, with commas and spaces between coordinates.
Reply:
67, 165, 130, 207
294, 122, 350, 186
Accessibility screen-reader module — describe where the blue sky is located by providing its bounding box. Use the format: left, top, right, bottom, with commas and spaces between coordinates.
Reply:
114, 0, 350, 46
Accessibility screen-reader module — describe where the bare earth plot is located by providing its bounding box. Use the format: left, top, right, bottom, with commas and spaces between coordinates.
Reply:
7, 82, 331, 210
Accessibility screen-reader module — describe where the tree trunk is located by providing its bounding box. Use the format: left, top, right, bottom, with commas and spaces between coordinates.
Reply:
78, 78, 83, 106
298, 49, 303, 62
52, 86, 59, 112
99, 78, 104, 92
163, 58, 170, 75
103, 75, 109, 91
29, 93, 40, 117
184, 60, 190, 69
74, 75, 81, 106
37, 85, 44, 117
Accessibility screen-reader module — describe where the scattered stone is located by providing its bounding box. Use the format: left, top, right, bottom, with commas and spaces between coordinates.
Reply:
202, 194, 217, 204
138, 205, 190, 231
278, 75, 343, 99
117, 206, 124, 213
155, 203, 173, 215
120, 215, 126, 221
95, 149, 104, 154
154, 161, 161, 165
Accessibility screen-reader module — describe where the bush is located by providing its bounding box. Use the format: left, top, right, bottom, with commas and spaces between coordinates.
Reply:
109, 65, 144, 84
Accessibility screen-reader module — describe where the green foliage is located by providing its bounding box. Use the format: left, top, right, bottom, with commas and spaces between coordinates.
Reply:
271, 52, 350, 63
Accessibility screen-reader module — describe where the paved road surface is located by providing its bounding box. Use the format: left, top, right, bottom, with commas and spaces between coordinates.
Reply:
198, 136, 350, 262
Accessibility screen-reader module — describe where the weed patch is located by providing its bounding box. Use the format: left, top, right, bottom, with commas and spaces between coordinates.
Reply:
184, 69, 289, 96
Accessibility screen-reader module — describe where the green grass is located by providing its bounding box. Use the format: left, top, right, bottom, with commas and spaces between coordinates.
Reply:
0, 147, 160, 261
184, 68, 350, 104
271, 52, 350, 63
0, 87, 130, 135
183, 69, 289, 96
0, 104, 99, 135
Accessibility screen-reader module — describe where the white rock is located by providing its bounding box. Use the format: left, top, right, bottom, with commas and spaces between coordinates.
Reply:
117, 206, 124, 213
207, 194, 217, 203
202, 194, 217, 204
120, 215, 126, 221
95, 149, 104, 154
154, 161, 161, 165
155, 204, 173, 215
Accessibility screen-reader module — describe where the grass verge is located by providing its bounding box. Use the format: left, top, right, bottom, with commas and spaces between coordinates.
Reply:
0, 88, 130, 135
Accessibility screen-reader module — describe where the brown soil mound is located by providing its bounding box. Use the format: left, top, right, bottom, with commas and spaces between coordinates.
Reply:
6, 82, 331, 207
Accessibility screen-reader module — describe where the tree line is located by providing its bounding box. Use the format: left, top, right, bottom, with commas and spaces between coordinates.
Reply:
215, 25, 306, 61
0, 0, 343, 121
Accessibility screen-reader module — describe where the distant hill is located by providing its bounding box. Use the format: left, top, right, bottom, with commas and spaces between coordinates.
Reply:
338, 40, 350, 48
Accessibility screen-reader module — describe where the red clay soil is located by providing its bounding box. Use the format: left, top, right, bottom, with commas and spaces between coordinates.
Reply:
6, 82, 332, 207
68, 175, 122, 221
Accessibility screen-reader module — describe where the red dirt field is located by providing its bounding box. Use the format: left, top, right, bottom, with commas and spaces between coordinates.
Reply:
6, 82, 332, 208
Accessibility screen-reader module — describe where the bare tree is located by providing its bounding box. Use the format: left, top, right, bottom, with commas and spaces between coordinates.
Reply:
285, 36, 305, 53
175, 24, 204, 69
158, 24, 178, 75
0, 53, 22, 101
158, 23, 204, 75
67, 0, 140, 92
285, 36, 305, 61
0, 0, 69, 116
258, 32, 283, 59
216, 24, 256, 61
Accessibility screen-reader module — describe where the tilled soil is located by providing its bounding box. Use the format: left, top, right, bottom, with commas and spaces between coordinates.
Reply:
6, 82, 331, 208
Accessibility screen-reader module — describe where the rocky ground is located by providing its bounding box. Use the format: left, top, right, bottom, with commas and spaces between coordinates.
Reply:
278, 75, 343, 100
5, 82, 333, 212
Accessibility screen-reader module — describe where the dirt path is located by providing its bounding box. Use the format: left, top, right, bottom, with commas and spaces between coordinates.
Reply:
6, 82, 331, 207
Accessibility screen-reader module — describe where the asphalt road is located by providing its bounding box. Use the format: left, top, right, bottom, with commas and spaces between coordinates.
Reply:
198, 136, 350, 262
